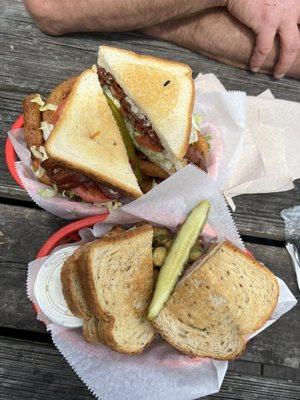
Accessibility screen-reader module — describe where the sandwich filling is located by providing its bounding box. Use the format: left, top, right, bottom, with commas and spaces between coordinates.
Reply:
97, 68, 209, 173
23, 91, 126, 204
98, 68, 177, 174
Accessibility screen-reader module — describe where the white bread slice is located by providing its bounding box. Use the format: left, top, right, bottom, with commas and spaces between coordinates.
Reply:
78, 225, 156, 354
46, 66, 142, 199
98, 46, 194, 161
153, 241, 279, 360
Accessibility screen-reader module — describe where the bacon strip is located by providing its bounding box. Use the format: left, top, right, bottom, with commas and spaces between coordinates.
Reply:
41, 159, 122, 200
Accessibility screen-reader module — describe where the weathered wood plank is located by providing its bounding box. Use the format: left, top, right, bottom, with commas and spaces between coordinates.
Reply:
0, 336, 299, 400
0, 204, 65, 264
0, 1, 300, 240
263, 364, 300, 382
233, 183, 300, 241
0, 204, 299, 368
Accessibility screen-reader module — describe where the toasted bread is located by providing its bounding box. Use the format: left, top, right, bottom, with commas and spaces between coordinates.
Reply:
78, 225, 156, 354
98, 46, 194, 161
83, 318, 103, 344
61, 247, 91, 319
46, 66, 142, 199
153, 241, 279, 360
61, 246, 102, 344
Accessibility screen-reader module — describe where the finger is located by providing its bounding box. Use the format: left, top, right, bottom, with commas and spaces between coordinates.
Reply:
274, 24, 300, 79
250, 29, 276, 72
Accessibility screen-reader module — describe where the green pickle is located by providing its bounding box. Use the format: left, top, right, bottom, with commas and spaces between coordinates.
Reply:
104, 93, 142, 184
147, 200, 210, 320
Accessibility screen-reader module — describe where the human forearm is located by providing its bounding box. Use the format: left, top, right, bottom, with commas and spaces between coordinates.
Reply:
23, 0, 225, 35
141, 9, 300, 79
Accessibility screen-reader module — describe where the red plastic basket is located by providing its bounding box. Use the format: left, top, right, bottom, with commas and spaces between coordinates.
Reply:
36, 214, 108, 259
5, 115, 24, 188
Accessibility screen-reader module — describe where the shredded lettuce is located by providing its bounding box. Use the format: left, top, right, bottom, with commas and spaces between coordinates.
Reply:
40, 121, 53, 141
37, 184, 58, 198
62, 189, 76, 199
102, 86, 121, 108
204, 133, 212, 149
30, 94, 44, 108
106, 201, 122, 212
189, 114, 203, 144
40, 103, 57, 112
192, 114, 202, 130
124, 119, 175, 174
30, 94, 57, 112
30, 145, 48, 161
94, 200, 122, 211
33, 165, 45, 178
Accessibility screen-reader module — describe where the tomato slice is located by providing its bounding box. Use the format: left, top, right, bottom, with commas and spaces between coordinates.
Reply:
52, 96, 69, 125
136, 135, 162, 153
73, 185, 111, 203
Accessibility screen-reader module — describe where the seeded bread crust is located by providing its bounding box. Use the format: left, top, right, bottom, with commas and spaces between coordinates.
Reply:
61, 246, 102, 344
154, 241, 279, 360
61, 247, 91, 319
83, 318, 103, 344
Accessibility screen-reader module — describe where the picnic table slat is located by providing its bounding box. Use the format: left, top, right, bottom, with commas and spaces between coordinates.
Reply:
0, 335, 299, 400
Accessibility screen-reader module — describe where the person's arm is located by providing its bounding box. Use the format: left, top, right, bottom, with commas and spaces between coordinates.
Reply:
23, 0, 224, 35
23, 0, 300, 78
141, 8, 300, 79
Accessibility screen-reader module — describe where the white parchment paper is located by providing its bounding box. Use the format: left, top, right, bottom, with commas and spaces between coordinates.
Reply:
8, 76, 246, 219
195, 73, 300, 208
27, 166, 297, 400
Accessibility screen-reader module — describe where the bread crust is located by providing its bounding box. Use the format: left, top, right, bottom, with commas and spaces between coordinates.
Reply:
61, 248, 90, 318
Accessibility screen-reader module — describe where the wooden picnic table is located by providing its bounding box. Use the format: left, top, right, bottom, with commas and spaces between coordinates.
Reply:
1, 1, 300, 399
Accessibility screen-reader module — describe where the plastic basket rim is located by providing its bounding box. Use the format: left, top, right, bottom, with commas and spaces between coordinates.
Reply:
35, 213, 108, 259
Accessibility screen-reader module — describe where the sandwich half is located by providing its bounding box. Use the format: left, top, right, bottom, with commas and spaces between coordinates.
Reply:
97, 46, 208, 174
153, 241, 279, 360
23, 66, 142, 203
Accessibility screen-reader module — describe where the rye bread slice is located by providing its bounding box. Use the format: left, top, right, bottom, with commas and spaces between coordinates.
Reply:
78, 225, 156, 354
153, 241, 279, 360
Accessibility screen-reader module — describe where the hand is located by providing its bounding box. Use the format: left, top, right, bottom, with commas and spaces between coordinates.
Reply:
226, 0, 300, 78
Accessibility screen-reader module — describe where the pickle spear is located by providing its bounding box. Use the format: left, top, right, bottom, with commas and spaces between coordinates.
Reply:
147, 200, 210, 320
104, 93, 142, 184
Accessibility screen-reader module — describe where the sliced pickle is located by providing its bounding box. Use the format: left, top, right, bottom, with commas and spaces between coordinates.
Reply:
104, 93, 142, 184
148, 200, 210, 320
